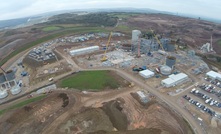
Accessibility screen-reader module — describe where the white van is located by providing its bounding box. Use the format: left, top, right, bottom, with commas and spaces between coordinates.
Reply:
49, 77, 54, 81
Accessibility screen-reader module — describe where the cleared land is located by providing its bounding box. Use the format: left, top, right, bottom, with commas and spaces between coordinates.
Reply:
59, 70, 128, 90
42, 26, 63, 32
0, 91, 75, 134
0, 95, 46, 116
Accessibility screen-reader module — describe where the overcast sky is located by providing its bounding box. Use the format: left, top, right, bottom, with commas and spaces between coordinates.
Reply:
0, 0, 220, 20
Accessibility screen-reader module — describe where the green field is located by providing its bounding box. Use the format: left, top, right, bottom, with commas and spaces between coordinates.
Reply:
42, 26, 62, 31
109, 13, 139, 19
218, 39, 221, 46
116, 24, 133, 33
0, 95, 46, 116
0, 27, 107, 66
59, 71, 120, 91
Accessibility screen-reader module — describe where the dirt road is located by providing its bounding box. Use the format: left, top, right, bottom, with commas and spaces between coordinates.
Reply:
83, 67, 203, 134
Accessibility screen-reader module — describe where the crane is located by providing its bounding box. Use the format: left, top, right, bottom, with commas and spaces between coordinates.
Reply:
150, 29, 165, 52
101, 32, 112, 62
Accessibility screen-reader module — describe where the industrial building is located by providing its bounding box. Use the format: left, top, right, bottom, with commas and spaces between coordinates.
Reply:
0, 90, 8, 99
0, 70, 21, 98
0, 73, 6, 84
136, 91, 149, 103
206, 71, 221, 81
139, 69, 155, 79
69, 46, 99, 56
28, 47, 56, 62
140, 38, 159, 53
161, 73, 189, 87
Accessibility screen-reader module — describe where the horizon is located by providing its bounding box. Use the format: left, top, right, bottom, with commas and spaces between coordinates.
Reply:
0, 0, 221, 21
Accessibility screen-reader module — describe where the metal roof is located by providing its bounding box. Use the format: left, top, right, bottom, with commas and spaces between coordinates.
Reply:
69, 46, 99, 56
162, 78, 175, 85
139, 69, 154, 78
169, 73, 188, 81
162, 73, 188, 85
206, 71, 221, 79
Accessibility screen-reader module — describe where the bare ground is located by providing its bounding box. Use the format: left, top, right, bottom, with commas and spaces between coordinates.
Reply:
0, 89, 193, 134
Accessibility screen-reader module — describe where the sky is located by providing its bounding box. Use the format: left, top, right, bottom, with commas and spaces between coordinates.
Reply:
0, 0, 220, 20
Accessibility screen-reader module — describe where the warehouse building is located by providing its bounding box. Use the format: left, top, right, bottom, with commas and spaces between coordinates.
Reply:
206, 71, 221, 81
69, 46, 99, 56
139, 69, 155, 79
161, 73, 189, 87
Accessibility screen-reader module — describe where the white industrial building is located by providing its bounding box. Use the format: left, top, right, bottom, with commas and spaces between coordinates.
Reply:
0, 90, 8, 99
139, 69, 155, 79
69, 46, 99, 56
206, 71, 221, 81
161, 73, 189, 87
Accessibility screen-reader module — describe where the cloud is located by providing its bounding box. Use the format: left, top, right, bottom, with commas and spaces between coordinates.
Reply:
0, 0, 220, 20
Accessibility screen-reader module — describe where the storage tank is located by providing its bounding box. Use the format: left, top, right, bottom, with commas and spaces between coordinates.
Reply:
0, 90, 8, 99
160, 65, 172, 75
0, 73, 6, 84
132, 30, 141, 44
5, 70, 15, 81
166, 56, 176, 68
10, 86, 21, 95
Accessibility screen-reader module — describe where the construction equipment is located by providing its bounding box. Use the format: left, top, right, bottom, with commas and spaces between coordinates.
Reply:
101, 32, 112, 62
150, 29, 165, 52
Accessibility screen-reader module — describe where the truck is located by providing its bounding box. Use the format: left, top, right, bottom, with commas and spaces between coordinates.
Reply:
205, 99, 211, 104
190, 88, 196, 93
49, 77, 54, 81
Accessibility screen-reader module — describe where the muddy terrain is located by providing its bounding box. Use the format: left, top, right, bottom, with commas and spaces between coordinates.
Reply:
0, 89, 193, 134
0, 91, 75, 134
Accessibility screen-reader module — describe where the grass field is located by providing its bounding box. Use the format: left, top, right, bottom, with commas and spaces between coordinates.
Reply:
0, 95, 46, 116
109, 13, 139, 19
116, 24, 133, 33
59, 70, 120, 91
0, 27, 107, 66
42, 26, 62, 32
218, 39, 221, 46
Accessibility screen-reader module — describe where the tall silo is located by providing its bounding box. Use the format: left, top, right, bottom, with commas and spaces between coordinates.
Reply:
132, 30, 142, 54
132, 30, 142, 44
0, 90, 8, 99
166, 56, 176, 68
0, 73, 6, 84
5, 70, 15, 81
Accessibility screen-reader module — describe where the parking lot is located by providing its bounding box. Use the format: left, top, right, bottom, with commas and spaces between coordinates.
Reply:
182, 76, 221, 121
